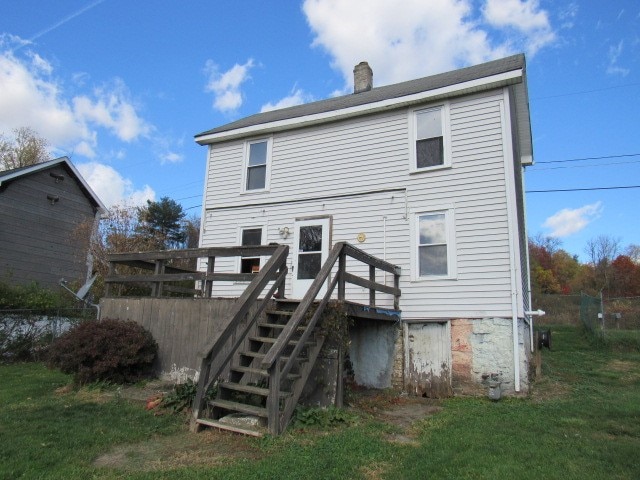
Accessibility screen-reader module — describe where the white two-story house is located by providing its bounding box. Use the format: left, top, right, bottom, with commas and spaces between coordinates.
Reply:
195, 54, 535, 396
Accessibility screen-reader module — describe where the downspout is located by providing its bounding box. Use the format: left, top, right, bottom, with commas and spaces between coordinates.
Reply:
500, 91, 521, 392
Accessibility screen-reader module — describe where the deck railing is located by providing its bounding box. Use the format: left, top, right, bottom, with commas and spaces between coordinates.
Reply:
104, 245, 284, 298
262, 241, 401, 434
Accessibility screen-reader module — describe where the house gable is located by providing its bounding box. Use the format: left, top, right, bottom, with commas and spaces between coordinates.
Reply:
0, 157, 105, 289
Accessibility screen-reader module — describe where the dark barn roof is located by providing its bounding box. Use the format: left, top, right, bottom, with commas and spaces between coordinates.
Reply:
0, 156, 106, 212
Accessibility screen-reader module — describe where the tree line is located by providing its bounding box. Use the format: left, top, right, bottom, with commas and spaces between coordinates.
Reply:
529, 234, 640, 299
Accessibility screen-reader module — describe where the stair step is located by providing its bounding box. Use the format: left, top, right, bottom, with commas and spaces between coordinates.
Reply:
239, 351, 308, 363
266, 309, 296, 316
219, 381, 292, 398
249, 336, 315, 346
195, 418, 265, 437
209, 399, 268, 417
231, 366, 301, 380
258, 322, 307, 331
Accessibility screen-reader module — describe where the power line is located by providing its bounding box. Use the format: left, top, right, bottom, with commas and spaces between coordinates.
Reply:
531, 82, 640, 101
535, 153, 640, 164
527, 185, 640, 193
532, 159, 640, 171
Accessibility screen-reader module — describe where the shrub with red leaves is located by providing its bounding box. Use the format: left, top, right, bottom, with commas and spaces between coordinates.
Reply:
47, 319, 157, 385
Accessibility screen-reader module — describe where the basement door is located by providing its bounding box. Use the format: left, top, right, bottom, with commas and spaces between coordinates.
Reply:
292, 217, 331, 299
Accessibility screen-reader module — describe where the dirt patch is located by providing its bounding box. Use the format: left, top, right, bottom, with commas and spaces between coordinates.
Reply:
94, 428, 260, 472
94, 387, 442, 471
349, 390, 442, 445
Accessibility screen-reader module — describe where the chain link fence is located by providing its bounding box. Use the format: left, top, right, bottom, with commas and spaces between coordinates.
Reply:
0, 307, 97, 362
534, 293, 640, 340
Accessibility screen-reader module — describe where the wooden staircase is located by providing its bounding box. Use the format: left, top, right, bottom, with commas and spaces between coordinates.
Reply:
196, 299, 325, 436
191, 242, 401, 436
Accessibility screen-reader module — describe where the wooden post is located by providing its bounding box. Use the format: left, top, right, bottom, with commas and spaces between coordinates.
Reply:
267, 364, 281, 435
393, 269, 400, 311
151, 259, 165, 297
205, 256, 215, 297
369, 264, 376, 307
338, 251, 346, 301
335, 345, 344, 408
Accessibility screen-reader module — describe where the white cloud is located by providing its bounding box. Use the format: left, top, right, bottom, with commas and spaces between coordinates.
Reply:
260, 88, 314, 112
558, 2, 578, 29
160, 152, 184, 164
606, 40, 630, 76
543, 202, 603, 237
72, 79, 152, 142
0, 38, 152, 159
302, 0, 556, 89
204, 59, 255, 112
77, 162, 155, 208
483, 0, 556, 54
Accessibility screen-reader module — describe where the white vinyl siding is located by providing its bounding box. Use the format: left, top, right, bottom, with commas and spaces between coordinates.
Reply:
201, 89, 517, 319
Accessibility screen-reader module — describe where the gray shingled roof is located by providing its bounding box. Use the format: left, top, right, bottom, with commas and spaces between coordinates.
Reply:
196, 54, 525, 138
0, 156, 106, 211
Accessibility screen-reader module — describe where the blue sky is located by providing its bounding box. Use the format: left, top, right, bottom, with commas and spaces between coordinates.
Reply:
0, 0, 638, 260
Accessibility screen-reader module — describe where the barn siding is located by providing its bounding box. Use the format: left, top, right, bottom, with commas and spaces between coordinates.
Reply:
0, 164, 97, 288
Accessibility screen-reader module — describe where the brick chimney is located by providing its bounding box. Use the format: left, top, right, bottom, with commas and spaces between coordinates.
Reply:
353, 61, 373, 94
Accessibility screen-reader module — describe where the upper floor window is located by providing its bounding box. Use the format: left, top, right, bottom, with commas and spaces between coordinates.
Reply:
244, 139, 271, 191
411, 105, 450, 172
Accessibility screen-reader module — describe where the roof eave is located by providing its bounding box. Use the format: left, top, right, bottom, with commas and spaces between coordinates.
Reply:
0, 157, 107, 212
195, 68, 524, 145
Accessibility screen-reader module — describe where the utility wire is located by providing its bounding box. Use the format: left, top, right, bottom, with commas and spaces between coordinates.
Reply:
527, 185, 640, 193
531, 82, 640, 100
531, 159, 640, 171
535, 153, 640, 164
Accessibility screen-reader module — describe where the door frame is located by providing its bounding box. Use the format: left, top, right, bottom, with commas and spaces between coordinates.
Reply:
291, 216, 332, 299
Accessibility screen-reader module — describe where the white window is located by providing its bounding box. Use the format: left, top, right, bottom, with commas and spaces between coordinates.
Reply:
244, 139, 271, 191
413, 209, 456, 279
239, 226, 264, 273
411, 105, 450, 172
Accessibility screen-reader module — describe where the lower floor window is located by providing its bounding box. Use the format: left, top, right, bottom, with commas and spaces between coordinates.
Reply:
416, 211, 452, 277
240, 227, 263, 273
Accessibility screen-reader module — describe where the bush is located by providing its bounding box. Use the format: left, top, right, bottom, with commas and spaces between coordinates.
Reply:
0, 281, 72, 311
47, 319, 157, 385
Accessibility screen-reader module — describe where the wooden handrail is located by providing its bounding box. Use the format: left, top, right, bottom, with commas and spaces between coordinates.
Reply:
262, 241, 401, 434
261, 242, 400, 371
191, 244, 289, 420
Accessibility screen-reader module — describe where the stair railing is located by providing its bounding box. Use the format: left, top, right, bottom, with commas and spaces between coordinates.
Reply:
262, 241, 401, 434
191, 244, 289, 426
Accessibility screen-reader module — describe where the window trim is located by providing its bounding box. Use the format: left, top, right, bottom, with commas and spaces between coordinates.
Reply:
409, 103, 451, 173
237, 224, 266, 275
410, 207, 456, 281
241, 137, 272, 193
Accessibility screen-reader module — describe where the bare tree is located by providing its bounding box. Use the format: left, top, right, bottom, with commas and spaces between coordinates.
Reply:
625, 244, 640, 264
585, 235, 621, 291
0, 127, 51, 171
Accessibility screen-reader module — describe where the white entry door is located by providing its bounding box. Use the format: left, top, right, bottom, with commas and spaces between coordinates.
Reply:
292, 218, 331, 298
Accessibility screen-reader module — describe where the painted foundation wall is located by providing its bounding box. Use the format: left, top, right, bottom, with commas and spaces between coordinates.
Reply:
451, 317, 531, 394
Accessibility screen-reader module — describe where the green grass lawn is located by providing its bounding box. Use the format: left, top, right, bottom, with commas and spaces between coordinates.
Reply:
1, 325, 639, 479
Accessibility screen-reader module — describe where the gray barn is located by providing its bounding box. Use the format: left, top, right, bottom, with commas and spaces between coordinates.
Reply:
0, 157, 105, 289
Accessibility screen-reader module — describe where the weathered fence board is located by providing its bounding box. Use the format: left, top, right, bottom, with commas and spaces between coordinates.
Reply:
99, 297, 265, 379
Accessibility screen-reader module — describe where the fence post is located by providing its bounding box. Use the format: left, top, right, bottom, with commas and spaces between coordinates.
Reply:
600, 290, 605, 334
